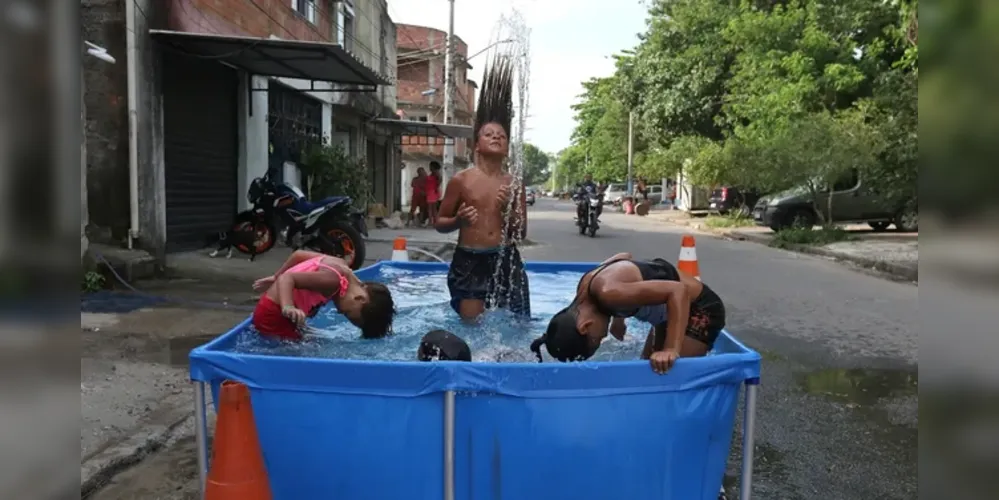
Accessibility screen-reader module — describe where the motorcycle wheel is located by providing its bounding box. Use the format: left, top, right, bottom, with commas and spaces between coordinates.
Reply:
588, 216, 598, 237
232, 212, 276, 254
317, 219, 366, 270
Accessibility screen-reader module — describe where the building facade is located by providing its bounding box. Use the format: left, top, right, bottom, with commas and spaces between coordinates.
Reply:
82, 0, 398, 259
394, 23, 477, 208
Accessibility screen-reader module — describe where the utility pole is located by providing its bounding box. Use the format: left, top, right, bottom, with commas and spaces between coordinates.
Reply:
442, 0, 457, 189
626, 110, 634, 195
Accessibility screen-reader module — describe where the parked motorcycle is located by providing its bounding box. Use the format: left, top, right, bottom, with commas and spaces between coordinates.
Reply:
574, 187, 603, 237
232, 170, 369, 269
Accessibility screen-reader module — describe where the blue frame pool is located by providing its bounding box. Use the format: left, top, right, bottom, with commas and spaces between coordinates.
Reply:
189, 261, 762, 500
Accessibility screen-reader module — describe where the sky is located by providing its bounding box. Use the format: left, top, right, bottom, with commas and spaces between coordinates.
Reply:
385, 0, 648, 154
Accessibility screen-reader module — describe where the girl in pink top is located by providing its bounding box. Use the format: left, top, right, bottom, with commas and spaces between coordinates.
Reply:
251, 250, 395, 340
424, 161, 443, 225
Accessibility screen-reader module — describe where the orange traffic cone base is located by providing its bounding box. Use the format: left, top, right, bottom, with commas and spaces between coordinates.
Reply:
206, 381, 272, 500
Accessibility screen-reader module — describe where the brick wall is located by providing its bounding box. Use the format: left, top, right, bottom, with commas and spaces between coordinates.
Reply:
397, 62, 429, 84
166, 0, 335, 41
395, 23, 476, 162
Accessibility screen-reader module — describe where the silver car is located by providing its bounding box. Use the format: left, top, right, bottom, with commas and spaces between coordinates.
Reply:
603, 183, 629, 205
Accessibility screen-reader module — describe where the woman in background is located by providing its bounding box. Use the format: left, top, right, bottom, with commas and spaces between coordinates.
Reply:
425, 161, 443, 225
408, 167, 428, 227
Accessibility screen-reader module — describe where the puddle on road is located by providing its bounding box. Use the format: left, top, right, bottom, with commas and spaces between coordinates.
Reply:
167, 335, 219, 366
797, 368, 917, 406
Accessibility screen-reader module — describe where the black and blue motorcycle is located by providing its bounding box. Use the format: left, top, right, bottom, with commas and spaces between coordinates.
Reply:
233, 170, 368, 269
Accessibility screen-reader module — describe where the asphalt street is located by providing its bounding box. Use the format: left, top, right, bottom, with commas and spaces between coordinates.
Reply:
88, 197, 918, 500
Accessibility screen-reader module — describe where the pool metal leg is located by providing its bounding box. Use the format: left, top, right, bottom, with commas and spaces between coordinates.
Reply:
739, 380, 759, 500
194, 381, 209, 500
443, 390, 456, 500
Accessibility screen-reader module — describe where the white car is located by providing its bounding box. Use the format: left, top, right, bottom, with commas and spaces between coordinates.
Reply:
603, 184, 629, 205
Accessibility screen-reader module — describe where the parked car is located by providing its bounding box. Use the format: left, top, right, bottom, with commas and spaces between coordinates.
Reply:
709, 186, 761, 216
603, 183, 629, 205
525, 188, 536, 206
753, 169, 918, 232
646, 185, 663, 204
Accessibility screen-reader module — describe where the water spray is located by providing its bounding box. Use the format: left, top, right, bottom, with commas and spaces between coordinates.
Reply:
487, 9, 532, 309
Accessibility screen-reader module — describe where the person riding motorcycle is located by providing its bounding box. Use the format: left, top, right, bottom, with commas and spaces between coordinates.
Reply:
574, 174, 603, 221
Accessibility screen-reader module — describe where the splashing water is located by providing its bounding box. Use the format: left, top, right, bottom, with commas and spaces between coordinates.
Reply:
486, 10, 533, 310
230, 268, 653, 362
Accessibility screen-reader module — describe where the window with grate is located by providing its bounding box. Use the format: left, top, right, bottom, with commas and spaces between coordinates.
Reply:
335, 1, 355, 53
267, 85, 323, 163
291, 0, 318, 24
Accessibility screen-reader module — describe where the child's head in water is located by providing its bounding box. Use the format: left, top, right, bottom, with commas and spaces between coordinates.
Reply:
417, 330, 472, 362
530, 304, 603, 362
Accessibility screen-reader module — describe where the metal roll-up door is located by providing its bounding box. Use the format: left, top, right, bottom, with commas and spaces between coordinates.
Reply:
162, 53, 238, 251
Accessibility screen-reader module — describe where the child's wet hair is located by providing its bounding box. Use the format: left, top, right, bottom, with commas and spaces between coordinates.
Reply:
530, 306, 596, 362
473, 54, 515, 140
359, 281, 395, 339
418, 330, 471, 362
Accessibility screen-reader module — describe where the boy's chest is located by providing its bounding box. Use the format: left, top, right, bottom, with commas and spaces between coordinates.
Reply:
463, 177, 507, 207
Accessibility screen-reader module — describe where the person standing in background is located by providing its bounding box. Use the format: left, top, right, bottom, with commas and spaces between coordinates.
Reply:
425, 161, 443, 226
636, 178, 649, 202
408, 167, 428, 227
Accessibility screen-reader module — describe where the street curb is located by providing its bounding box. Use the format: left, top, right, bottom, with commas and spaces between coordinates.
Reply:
646, 215, 919, 282
81, 406, 193, 498
727, 230, 919, 282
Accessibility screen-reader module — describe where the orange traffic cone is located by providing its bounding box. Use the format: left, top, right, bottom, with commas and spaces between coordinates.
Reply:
391, 237, 409, 262
677, 234, 701, 281
206, 381, 272, 500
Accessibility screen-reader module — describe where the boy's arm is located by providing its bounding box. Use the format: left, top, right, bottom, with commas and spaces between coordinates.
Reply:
274, 271, 343, 309
598, 280, 691, 355
435, 177, 464, 233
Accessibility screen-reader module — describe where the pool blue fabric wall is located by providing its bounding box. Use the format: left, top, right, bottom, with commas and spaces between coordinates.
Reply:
191, 261, 762, 500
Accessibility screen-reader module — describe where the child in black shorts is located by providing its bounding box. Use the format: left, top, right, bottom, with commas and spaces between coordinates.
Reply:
531, 252, 725, 374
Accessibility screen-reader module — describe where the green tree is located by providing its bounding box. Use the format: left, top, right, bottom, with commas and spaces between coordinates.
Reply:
623, 0, 740, 145
585, 98, 631, 182
729, 110, 883, 225
521, 143, 551, 186
566, 0, 916, 215
553, 144, 587, 190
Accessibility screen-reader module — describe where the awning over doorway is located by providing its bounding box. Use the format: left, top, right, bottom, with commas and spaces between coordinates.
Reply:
150, 30, 391, 88
371, 118, 473, 139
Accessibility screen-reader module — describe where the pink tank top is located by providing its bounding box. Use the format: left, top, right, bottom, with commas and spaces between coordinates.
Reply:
425, 174, 441, 201
284, 256, 349, 315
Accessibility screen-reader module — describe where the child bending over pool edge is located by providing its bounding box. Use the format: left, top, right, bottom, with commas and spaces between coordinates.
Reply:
251, 250, 395, 340
530, 252, 725, 374
434, 55, 530, 322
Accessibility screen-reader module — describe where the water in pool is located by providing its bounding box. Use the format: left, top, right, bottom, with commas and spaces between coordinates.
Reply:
230, 267, 653, 362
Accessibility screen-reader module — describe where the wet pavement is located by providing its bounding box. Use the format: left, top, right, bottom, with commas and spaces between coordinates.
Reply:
84, 198, 918, 499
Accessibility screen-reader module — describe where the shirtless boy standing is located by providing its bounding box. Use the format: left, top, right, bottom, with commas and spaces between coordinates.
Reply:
435, 55, 530, 321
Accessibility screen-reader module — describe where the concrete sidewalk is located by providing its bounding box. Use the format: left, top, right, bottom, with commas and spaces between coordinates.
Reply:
645, 211, 919, 282
727, 228, 918, 282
